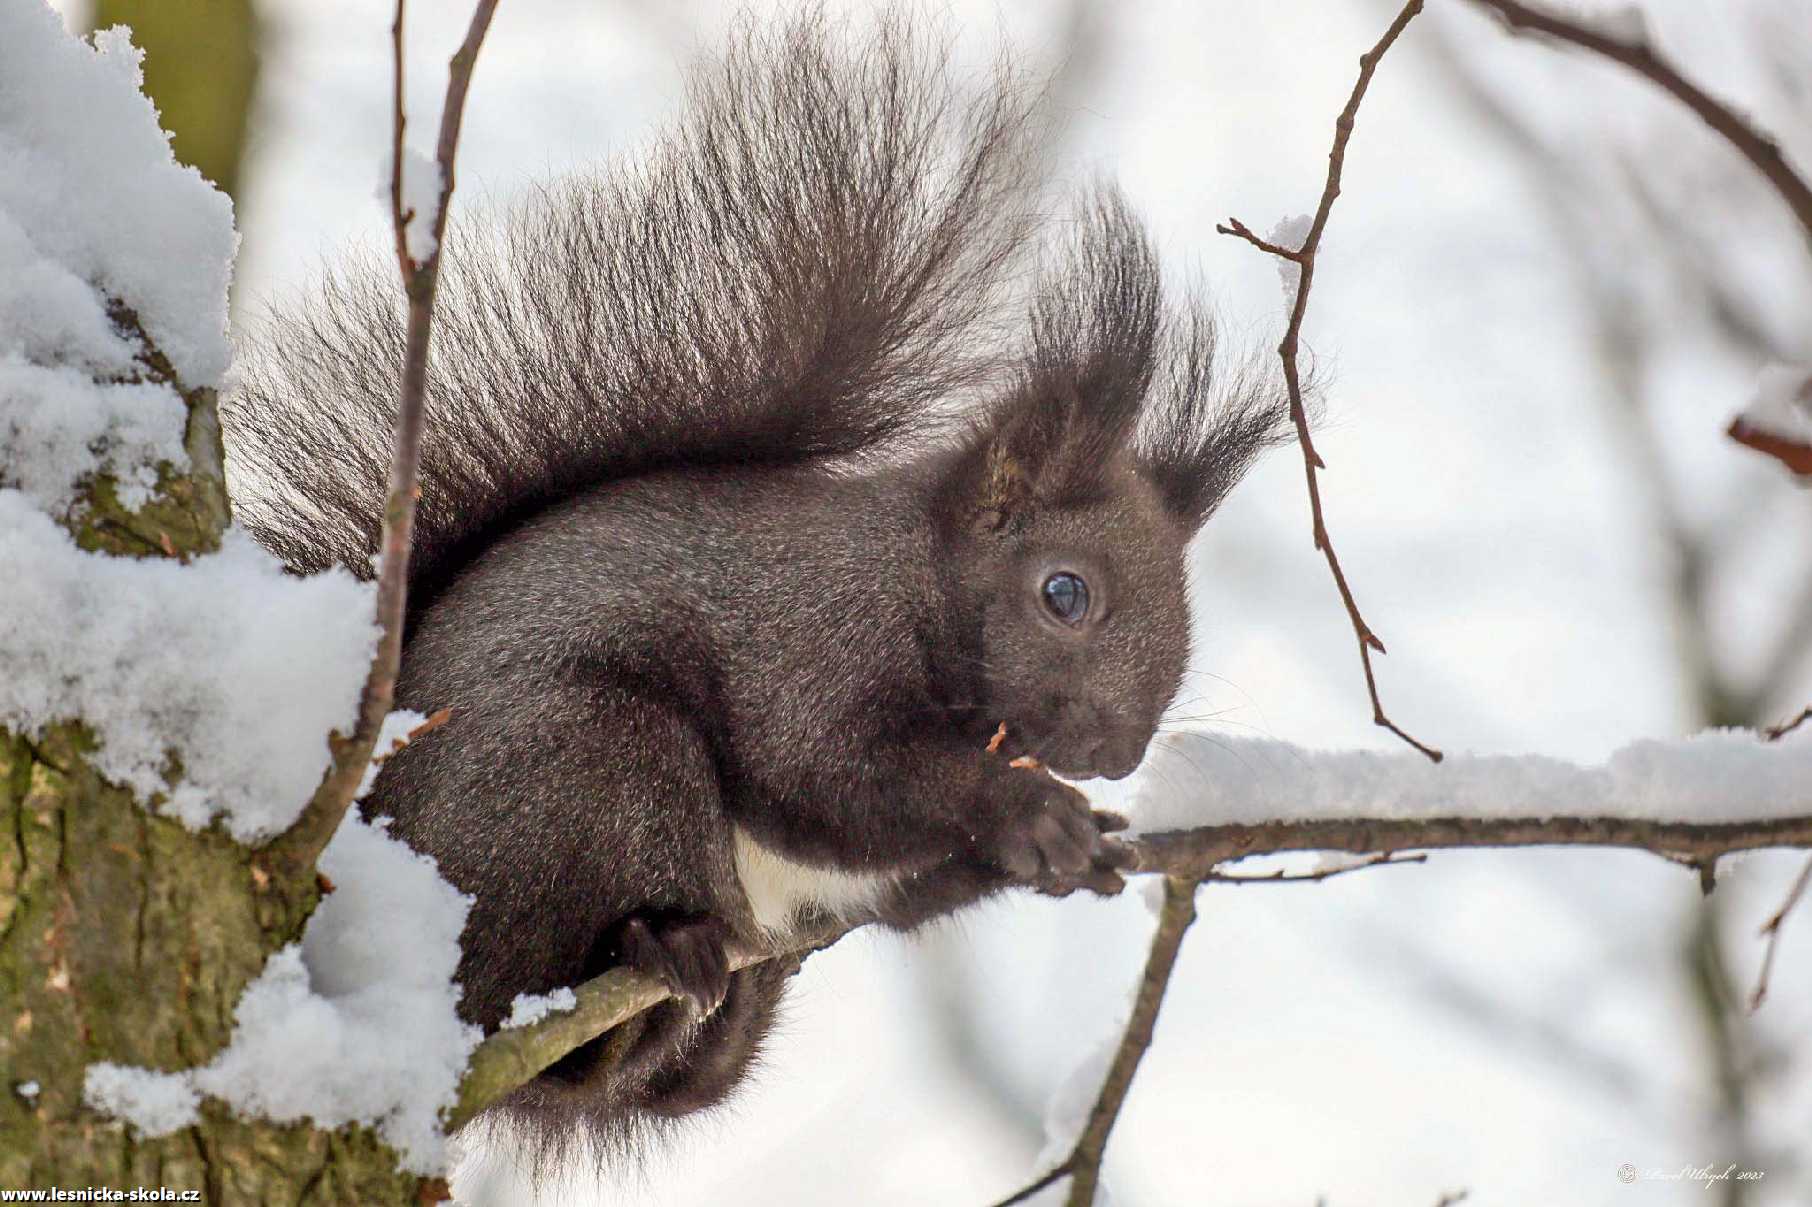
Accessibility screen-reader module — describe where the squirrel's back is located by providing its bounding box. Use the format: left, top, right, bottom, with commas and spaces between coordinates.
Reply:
224, 12, 1043, 602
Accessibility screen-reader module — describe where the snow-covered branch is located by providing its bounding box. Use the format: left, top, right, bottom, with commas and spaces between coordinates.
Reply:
448, 726, 1812, 1131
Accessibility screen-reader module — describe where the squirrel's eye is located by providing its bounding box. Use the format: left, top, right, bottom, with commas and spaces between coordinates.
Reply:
1041, 572, 1090, 624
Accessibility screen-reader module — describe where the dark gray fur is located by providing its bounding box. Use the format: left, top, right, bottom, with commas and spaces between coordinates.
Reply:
224, 11, 1288, 1165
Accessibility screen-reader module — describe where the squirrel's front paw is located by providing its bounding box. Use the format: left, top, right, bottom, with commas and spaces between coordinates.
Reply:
991, 776, 1132, 898
619, 914, 731, 1013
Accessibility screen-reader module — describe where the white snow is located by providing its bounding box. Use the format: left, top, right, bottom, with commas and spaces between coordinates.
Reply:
85, 812, 481, 1175
1035, 1031, 1113, 1168
0, 494, 377, 841
0, 5, 236, 389
1310, 851, 1385, 875
502, 987, 578, 1030
14, 1080, 40, 1101
0, 4, 237, 514
1132, 727, 1812, 831
17, 2, 480, 1177
359, 708, 430, 799
1736, 363, 1812, 446
83, 1062, 202, 1136
0, 358, 188, 512
1266, 214, 1312, 314
1563, 2, 1650, 44
381, 146, 445, 263
1137, 875, 1168, 917
0, 5, 381, 843
1022, 992, 1132, 1206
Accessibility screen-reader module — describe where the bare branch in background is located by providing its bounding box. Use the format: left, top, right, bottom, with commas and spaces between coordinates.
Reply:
1748, 855, 1812, 1011
259, 0, 499, 891
1727, 416, 1812, 478
1216, 0, 1443, 764
1204, 850, 1426, 884
1767, 707, 1812, 742
1422, 0, 1812, 726
993, 876, 1202, 1207
1422, 8, 1812, 1187
1464, 0, 1812, 254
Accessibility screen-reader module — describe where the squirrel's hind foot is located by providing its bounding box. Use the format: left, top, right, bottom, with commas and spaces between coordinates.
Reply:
619, 914, 732, 1014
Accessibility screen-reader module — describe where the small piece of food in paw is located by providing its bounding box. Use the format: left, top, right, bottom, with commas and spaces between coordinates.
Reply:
986, 722, 1008, 754
1008, 754, 1041, 770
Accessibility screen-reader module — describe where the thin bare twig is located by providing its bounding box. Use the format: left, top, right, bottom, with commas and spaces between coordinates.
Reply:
1464, 0, 1812, 254
993, 875, 1203, 1207
1216, 0, 1443, 763
1729, 408, 1812, 478
1765, 707, 1812, 742
1747, 723, 1811, 995
1217, 216, 1304, 261
259, 0, 500, 893
1204, 850, 1426, 884
1749, 855, 1812, 1012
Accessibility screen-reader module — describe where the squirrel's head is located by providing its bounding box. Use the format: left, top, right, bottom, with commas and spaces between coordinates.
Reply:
931, 191, 1287, 781
935, 452, 1192, 779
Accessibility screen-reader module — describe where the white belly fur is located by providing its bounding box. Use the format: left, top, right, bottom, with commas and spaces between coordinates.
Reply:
732, 827, 898, 937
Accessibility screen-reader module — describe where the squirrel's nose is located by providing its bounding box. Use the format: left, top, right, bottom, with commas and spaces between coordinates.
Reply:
1088, 733, 1145, 781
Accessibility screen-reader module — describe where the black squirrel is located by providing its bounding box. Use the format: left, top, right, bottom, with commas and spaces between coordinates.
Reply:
225, 13, 1285, 1157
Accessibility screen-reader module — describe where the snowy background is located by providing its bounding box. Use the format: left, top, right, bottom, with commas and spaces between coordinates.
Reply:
42, 0, 1812, 1203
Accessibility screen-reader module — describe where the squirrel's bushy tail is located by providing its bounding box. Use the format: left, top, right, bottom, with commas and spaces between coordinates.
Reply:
225, 12, 1042, 592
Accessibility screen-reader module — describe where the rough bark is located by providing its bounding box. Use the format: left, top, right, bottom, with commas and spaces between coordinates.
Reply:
0, 316, 430, 1204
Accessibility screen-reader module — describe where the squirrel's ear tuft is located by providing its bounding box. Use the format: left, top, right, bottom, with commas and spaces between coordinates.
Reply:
952, 189, 1162, 523
939, 189, 1294, 531
1133, 303, 1297, 525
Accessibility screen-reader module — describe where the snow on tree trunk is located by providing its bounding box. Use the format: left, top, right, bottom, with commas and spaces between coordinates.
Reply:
0, 6, 442, 1200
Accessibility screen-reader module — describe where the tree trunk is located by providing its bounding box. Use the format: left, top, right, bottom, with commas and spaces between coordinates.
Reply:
0, 345, 430, 1203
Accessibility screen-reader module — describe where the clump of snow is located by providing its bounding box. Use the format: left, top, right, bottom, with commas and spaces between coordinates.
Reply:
1265, 214, 1311, 313
0, 359, 188, 512
1133, 727, 1812, 831
0, 5, 236, 389
1737, 364, 1812, 446
0, 4, 235, 516
1023, 1010, 1128, 1205
1310, 851, 1383, 875
1036, 1031, 1114, 1169
502, 987, 578, 1030
84, 812, 481, 1174
381, 147, 445, 263
0, 493, 376, 841
83, 1062, 201, 1135
1563, 2, 1650, 44
14, 1080, 41, 1101
359, 708, 429, 799
19, 0, 478, 1177
1137, 876, 1168, 917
